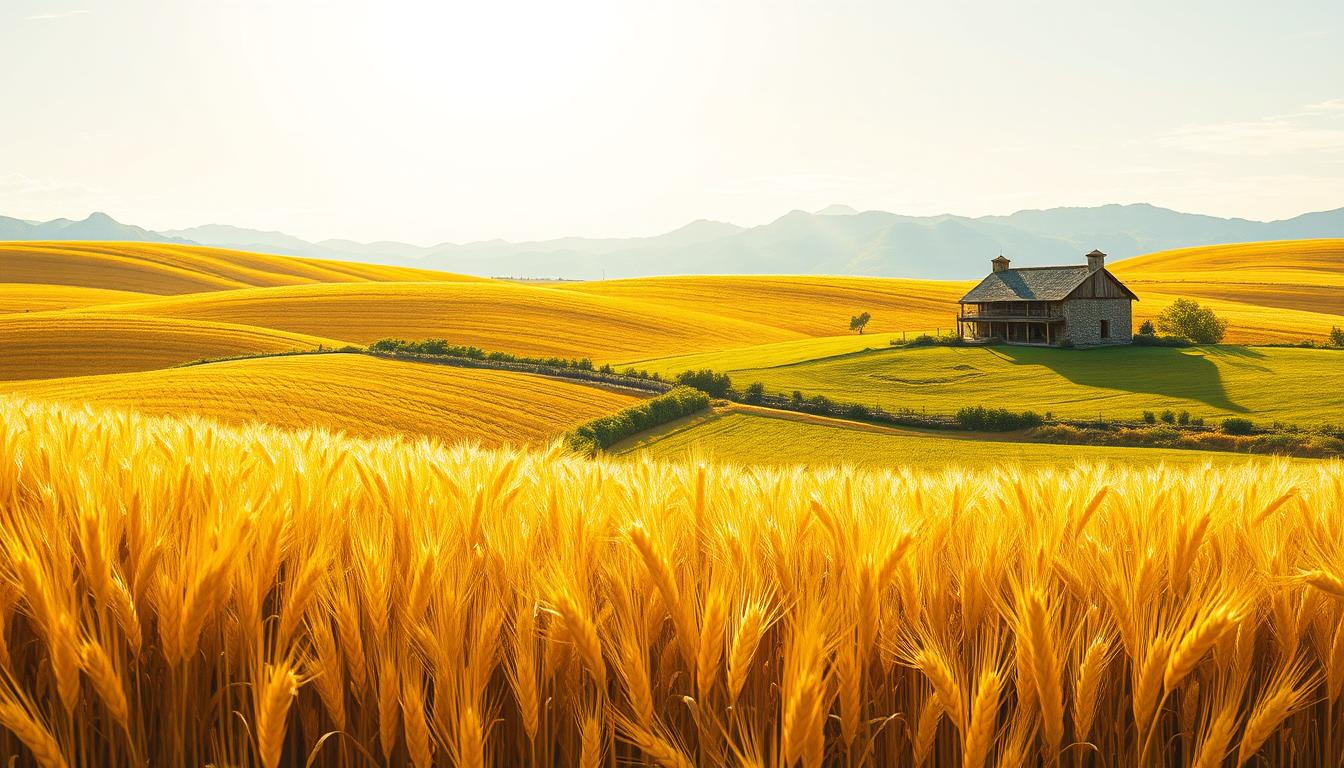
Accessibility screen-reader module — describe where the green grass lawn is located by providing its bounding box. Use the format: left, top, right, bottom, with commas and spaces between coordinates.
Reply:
616, 410, 1320, 471
717, 345, 1342, 426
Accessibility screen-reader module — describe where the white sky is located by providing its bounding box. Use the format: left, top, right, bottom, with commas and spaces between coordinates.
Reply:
2, 0, 1342, 243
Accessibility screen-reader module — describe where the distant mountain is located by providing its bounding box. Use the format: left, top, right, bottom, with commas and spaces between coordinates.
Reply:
815, 203, 860, 216
3, 205, 1342, 279
0, 211, 187, 244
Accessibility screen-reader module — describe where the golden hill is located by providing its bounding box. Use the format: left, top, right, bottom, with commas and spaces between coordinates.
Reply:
0, 241, 481, 295
556, 275, 971, 337
74, 280, 801, 361
0, 312, 340, 380
3, 353, 640, 445
0, 282, 150, 314
1112, 239, 1344, 316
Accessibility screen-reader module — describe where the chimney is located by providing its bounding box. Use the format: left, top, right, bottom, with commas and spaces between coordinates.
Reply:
1086, 249, 1106, 271
991, 255, 1011, 273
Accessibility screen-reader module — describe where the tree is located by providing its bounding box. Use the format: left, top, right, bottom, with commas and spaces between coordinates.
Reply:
675, 369, 732, 398
1138, 319, 1155, 336
849, 312, 872, 335
1331, 326, 1344, 348
743, 382, 766, 404
1156, 298, 1227, 344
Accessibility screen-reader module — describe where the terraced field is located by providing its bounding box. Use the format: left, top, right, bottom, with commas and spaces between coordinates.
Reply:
728, 344, 1344, 426
0, 312, 341, 380
0, 241, 479, 294
2, 353, 641, 445
76, 280, 801, 361
617, 408, 1306, 469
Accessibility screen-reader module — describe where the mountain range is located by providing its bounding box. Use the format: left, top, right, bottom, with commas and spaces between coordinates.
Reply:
3, 204, 1342, 280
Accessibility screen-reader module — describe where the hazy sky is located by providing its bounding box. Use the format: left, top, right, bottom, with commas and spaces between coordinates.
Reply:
2, 0, 1342, 244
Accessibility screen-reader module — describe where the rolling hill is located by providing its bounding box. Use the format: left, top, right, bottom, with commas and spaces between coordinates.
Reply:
72, 280, 804, 361
0, 241, 480, 295
0, 313, 341, 380
0, 283, 151, 313
618, 407, 1308, 470
1111, 239, 1344, 315
2, 354, 640, 445
722, 345, 1344, 426
557, 275, 970, 337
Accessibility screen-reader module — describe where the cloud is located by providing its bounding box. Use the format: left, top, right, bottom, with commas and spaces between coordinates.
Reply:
1161, 101, 1344, 156
26, 9, 89, 20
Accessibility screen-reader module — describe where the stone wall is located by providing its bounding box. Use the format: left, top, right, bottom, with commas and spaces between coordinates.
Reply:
1062, 298, 1133, 345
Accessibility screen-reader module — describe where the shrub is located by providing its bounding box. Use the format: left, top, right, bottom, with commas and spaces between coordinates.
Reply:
742, 382, 766, 404
1156, 298, 1228, 344
1177, 410, 1190, 426
675, 369, 732, 397
565, 386, 710, 453
1160, 410, 1175, 424
1138, 319, 1155, 336
844, 403, 869, 421
1192, 417, 1205, 427
1142, 411, 1156, 424
1332, 326, 1344, 348
956, 406, 1044, 432
791, 390, 804, 405
1221, 417, 1255, 436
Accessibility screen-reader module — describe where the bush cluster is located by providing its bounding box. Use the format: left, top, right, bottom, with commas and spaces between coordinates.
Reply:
565, 386, 710, 454
1221, 417, 1256, 436
674, 369, 733, 397
955, 406, 1045, 432
370, 338, 593, 371
898, 334, 967, 348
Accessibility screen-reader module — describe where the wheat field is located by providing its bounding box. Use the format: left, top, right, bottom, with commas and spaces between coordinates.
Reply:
0, 242, 481, 295
1, 354, 641, 446
2, 397, 1342, 767
0, 313, 344, 381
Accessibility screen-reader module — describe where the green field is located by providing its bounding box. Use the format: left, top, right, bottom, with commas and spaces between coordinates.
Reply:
617, 409, 1318, 470
707, 345, 1342, 426
619, 331, 931, 376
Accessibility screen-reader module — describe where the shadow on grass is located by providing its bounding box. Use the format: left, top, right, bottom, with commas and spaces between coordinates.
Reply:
985, 345, 1249, 413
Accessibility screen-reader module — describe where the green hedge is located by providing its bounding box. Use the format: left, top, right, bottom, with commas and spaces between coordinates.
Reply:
369, 338, 594, 371
955, 405, 1045, 432
566, 386, 710, 454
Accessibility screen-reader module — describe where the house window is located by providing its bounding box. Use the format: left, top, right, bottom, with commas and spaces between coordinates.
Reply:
1100, 319, 1111, 339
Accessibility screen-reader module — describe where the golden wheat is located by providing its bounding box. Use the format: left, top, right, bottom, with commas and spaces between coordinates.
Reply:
1, 397, 1343, 766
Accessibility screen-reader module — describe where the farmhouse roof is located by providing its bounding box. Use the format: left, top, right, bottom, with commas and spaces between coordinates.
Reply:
958, 265, 1095, 303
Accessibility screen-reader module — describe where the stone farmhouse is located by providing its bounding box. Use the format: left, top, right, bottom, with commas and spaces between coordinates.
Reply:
956, 250, 1137, 346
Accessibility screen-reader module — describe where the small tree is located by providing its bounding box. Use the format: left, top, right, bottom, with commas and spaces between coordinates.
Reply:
849, 312, 871, 335
1156, 298, 1227, 344
1138, 319, 1155, 336
1331, 326, 1344, 347
743, 382, 766, 404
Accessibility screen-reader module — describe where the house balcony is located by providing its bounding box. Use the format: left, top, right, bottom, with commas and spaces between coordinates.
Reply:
958, 307, 1063, 321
